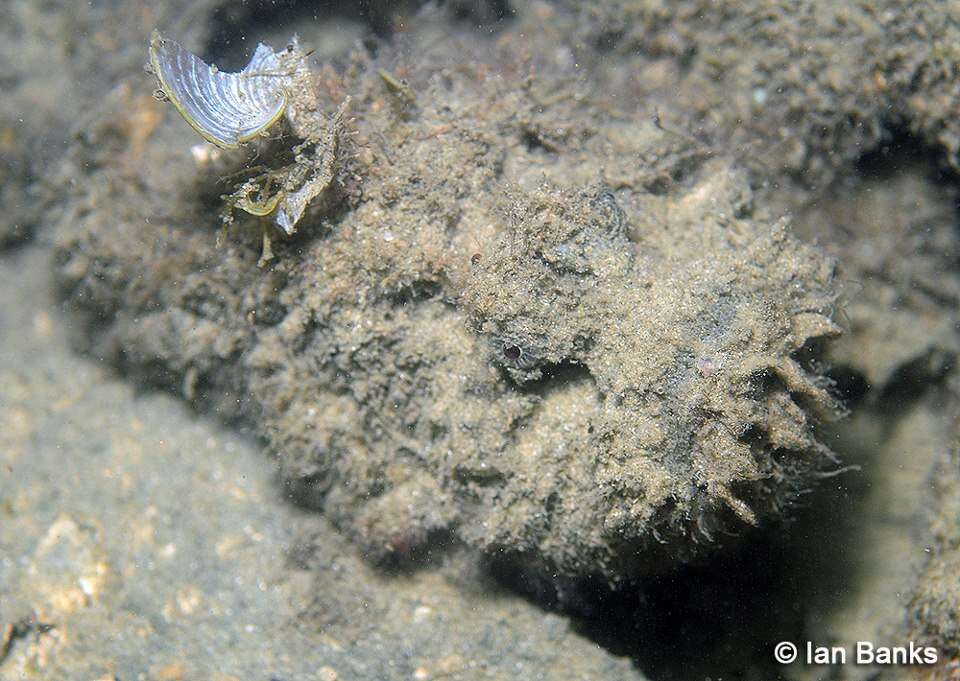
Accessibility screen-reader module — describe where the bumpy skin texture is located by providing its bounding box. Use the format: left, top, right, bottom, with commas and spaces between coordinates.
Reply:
54, 11, 839, 582
458, 183, 838, 576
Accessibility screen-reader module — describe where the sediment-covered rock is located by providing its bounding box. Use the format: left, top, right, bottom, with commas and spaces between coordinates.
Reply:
792, 164, 960, 394
549, 0, 960, 193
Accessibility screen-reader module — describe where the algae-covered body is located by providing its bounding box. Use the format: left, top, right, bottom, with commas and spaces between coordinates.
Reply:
459, 182, 838, 576
56, 12, 840, 583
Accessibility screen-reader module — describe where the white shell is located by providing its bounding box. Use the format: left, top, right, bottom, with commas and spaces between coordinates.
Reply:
149, 31, 290, 149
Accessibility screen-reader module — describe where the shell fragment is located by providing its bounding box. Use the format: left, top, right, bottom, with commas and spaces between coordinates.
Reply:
149, 31, 343, 244
149, 31, 292, 149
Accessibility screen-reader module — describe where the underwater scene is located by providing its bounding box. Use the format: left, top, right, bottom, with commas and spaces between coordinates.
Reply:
2, 1, 960, 679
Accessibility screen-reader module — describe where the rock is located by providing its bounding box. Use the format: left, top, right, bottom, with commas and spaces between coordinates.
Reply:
549, 0, 960, 194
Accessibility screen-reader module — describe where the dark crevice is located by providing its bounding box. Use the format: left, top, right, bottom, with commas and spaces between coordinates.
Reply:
530, 360, 592, 392
854, 128, 952, 182
485, 530, 802, 681
501, 359, 594, 395
203, 0, 514, 68
385, 280, 443, 307
447, 0, 514, 25
520, 128, 561, 154
824, 365, 870, 409
573, 536, 800, 681
203, 0, 402, 67
877, 348, 956, 410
